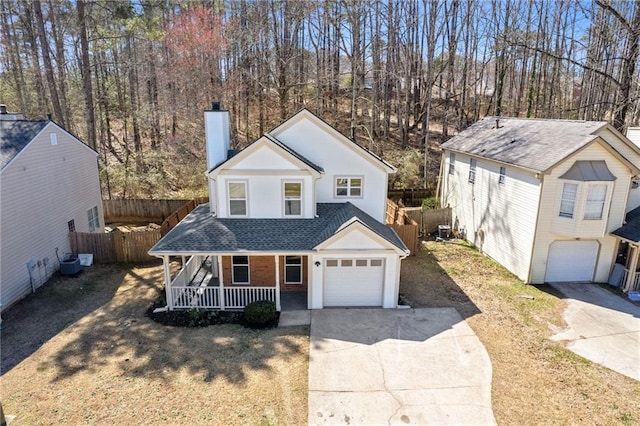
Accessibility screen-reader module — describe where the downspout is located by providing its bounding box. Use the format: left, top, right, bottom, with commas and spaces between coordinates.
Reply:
527, 172, 545, 284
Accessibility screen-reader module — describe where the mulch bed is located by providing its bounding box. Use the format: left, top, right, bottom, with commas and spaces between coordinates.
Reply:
145, 296, 280, 329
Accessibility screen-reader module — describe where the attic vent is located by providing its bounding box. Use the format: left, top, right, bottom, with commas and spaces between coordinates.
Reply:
510, 138, 516, 144
211, 101, 220, 111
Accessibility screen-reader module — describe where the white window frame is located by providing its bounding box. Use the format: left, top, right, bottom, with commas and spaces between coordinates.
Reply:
468, 159, 477, 184
583, 184, 607, 220
87, 206, 99, 231
228, 180, 248, 217
283, 180, 303, 217
231, 256, 250, 285
498, 166, 506, 185
449, 153, 456, 175
559, 182, 578, 218
335, 176, 363, 198
284, 256, 303, 284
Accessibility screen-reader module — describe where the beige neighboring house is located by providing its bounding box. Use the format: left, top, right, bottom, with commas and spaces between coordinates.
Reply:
440, 117, 640, 291
0, 106, 104, 312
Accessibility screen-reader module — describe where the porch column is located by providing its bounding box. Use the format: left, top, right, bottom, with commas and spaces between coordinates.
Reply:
218, 255, 225, 310
626, 245, 639, 291
275, 255, 281, 311
163, 255, 173, 311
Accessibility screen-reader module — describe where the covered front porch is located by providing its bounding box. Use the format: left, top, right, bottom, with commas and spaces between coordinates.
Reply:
160, 254, 309, 311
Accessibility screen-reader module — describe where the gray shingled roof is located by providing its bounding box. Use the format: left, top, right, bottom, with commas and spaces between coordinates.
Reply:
0, 120, 48, 170
612, 206, 640, 243
441, 117, 608, 172
149, 202, 408, 254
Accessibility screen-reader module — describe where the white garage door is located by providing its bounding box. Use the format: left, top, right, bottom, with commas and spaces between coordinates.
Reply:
324, 258, 384, 307
545, 241, 599, 282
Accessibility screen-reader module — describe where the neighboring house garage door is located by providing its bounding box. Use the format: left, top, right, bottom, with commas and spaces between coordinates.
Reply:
324, 258, 384, 306
545, 241, 599, 282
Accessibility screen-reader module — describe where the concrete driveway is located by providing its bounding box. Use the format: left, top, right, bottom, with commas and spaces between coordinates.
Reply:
308, 308, 496, 425
549, 283, 640, 381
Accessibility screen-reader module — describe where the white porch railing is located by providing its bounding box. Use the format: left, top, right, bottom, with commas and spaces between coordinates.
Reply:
623, 270, 640, 292
224, 287, 277, 309
169, 285, 277, 310
171, 286, 220, 309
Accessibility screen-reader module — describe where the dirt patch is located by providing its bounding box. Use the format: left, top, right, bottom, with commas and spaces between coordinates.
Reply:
1, 263, 308, 425
401, 241, 640, 425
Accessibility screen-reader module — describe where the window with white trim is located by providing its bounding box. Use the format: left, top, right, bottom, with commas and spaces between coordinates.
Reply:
68, 219, 76, 233
87, 206, 99, 231
335, 177, 362, 197
468, 159, 477, 184
232, 256, 249, 284
559, 183, 578, 218
284, 256, 302, 284
584, 184, 607, 220
283, 182, 302, 216
228, 181, 247, 216
498, 167, 506, 185
448, 153, 456, 175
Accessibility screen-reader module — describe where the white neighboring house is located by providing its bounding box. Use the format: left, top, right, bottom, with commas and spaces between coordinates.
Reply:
149, 105, 409, 311
0, 107, 104, 312
440, 117, 640, 292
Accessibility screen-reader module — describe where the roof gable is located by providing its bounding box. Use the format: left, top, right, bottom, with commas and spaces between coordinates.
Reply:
314, 219, 404, 253
268, 109, 395, 173
1, 120, 98, 172
207, 134, 323, 177
0, 120, 49, 170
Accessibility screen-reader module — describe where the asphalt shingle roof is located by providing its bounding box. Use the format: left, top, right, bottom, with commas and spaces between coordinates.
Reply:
0, 120, 48, 170
612, 206, 640, 243
441, 117, 609, 172
149, 202, 408, 254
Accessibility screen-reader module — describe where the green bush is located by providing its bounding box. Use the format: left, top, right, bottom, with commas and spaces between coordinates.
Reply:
422, 196, 437, 209
244, 300, 277, 325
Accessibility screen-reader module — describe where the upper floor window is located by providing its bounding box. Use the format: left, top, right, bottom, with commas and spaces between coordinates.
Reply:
498, 167, 506, 185
559, 183, 578, 218
228, 181, 247, 216
284, 181, 302, 216
87, 206, 99, 231
468, 159, 477, 184
449, 153, 456, 175
335, 177, 362, 197
584, 184, 607, 220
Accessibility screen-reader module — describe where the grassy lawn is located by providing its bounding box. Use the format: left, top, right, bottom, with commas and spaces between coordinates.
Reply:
1, 263, 308, 425
401, 240, 640, 425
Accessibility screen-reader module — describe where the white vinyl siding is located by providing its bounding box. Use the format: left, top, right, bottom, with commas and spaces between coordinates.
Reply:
0, 123, 102, 311
531, 141, 633, 283
442, 151, 541, 282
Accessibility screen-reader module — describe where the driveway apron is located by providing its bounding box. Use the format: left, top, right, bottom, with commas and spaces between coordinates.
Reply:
549, 282, 640, 381
308, 308, 496, 425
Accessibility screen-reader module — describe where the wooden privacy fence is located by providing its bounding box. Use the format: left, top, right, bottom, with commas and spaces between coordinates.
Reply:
70, 228, 161, 263
160, 197, 209, 236
385, 199, 419, 255
403, 207, 452, 235
103, 198, 205, 223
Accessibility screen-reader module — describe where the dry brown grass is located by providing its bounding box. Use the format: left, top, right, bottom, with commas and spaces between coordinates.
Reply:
401, 240, 640, 425
1, 263, 308, 425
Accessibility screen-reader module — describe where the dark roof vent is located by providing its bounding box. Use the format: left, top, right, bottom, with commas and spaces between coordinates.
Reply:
211, 102, 221, 111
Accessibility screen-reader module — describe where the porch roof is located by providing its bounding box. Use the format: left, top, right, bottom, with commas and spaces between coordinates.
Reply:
612, 206, 640, 243
149, 202, 408, 254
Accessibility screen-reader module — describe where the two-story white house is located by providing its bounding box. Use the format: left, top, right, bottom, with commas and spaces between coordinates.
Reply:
440, 117, 640, 291
149, 105, 409, 311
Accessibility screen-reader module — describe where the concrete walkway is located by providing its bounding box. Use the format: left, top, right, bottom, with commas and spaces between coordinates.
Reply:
308, 308, 496, 425
549, 283, 640, 381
